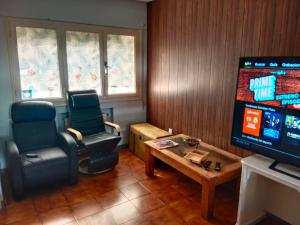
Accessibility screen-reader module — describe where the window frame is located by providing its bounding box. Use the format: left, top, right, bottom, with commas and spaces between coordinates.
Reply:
102, 28, 142, 101
6, 17, 143, 104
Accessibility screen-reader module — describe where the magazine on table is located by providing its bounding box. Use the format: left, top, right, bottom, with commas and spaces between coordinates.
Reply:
153, 139, 179, 149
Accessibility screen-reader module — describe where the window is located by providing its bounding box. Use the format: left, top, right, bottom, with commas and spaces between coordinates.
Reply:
9, 18, 142, 102
107, 34, 136, 95
16, 27, 62, 99
66, 31, 102, 94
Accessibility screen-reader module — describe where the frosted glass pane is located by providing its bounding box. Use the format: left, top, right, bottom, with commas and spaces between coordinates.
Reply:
107, 34, 136, 95
16, 27, 62, 99
66, 31, 101, 94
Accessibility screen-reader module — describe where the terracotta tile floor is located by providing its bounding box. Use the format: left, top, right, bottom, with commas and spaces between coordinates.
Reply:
0, 149, 288, 225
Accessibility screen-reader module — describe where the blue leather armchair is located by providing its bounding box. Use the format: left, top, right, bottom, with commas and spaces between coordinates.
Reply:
6, 101, 78, 200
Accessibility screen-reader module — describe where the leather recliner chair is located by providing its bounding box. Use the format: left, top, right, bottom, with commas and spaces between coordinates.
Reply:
66, 90, 121, 174
6, 101, 78, 200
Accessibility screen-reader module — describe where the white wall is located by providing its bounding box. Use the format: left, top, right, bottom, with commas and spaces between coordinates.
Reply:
0, 0, 147, 29
0, 0, 148, 167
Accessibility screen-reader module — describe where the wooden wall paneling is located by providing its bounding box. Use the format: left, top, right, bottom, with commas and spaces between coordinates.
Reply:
166, 0, 172, 129
208, 0, 223, 146
201, 0, 214, 144
173, 0, 185, 133
191, 0, 203, 138
259, 0, 276, 55
170, 0, 178, 132
252, 0, 264, 55
239, 0, 251, 56
176, 0, 189, 134
157, 0, 164, 130
222, 0, 246, 156
190, 0, 201, 137
271, 0, 286, 55
147, 0, 300, 157
155, 0, 162, 127
241, 0, 261, 55
279, 0, 291, 55
147, 1, 158, 126
213, 0, 230, 148
162, 0, 171, 130
296, 4, 300, 55
194, 0, 211, 142
164, 0, 173, 131
151, 0, 160, 128
216, 0, 234, 150
183, 0, 195, 136
147, 2, 152, 122
285, 0, 300, 55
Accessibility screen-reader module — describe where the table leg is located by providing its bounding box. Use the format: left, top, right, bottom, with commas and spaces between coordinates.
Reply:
201, 180, 215, 219
145, 146, 155, 176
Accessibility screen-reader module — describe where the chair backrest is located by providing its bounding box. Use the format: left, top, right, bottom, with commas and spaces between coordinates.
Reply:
11, 101, 58, 153
67, 90, 105, 136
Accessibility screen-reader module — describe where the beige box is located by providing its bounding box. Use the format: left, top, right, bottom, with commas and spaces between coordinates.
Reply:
129, 123, 171, 160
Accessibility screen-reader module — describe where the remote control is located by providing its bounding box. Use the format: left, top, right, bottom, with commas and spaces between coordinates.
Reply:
215, 162, 221, 172
203, 160, 212, 169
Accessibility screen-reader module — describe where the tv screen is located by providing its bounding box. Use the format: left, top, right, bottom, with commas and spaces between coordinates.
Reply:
231, 57, 300, 167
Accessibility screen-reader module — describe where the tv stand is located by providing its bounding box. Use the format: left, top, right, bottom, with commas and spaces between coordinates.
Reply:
269, 161, 300, 180
236, 154, 300, 225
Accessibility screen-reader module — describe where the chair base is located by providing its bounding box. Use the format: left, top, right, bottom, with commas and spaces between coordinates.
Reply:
78, 154, 117, 175
79, 158, 114, 175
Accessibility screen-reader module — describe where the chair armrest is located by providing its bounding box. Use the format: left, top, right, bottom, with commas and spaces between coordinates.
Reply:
58, 132, 78, 185
58, 132, 78, 154
67, 128, 83, 142
5, 141, 24, 199
104, 121, 121, 136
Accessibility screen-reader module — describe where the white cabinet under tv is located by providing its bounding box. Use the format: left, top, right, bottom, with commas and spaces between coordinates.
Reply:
236, 154, 300, 225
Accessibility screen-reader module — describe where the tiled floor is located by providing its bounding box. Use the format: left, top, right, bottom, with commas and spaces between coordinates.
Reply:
0, 149, 288, 225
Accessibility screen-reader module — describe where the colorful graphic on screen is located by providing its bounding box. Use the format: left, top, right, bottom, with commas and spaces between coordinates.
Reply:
236, 68, 300, 110
242, 107, 262, 137
284, 115, 300, 145
262, 112, 283, 141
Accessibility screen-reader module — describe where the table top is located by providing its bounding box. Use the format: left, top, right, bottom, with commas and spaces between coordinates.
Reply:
145, 134, 242, 182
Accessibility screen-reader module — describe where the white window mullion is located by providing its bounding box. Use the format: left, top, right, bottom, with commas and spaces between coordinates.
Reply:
102, 31, 109, 98
8, 20, 22, 100
56, 26, 68, 100
98, 31, 106, 97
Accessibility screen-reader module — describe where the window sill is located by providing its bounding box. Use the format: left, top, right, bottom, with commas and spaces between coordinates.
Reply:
44, 95, 144, 108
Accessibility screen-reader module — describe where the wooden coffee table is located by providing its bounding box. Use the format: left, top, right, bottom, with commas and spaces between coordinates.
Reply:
144, 134, 242, 219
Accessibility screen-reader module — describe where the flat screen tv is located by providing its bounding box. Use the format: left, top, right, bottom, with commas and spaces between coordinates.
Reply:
231, 57, 300, 167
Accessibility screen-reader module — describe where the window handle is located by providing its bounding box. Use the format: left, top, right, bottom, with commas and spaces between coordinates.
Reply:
104, 61, 111, 75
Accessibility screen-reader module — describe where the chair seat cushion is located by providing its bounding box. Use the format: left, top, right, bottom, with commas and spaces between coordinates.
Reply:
21, 147, 69, 188
81, 132, 121, 153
